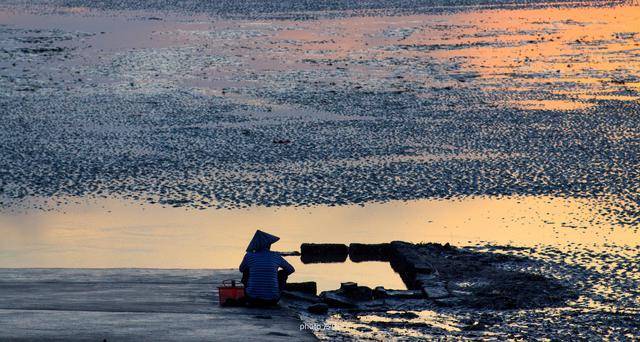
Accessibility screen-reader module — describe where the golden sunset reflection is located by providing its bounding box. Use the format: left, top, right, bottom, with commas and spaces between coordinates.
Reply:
269, 5, 640, 110
1, 195, 637, 290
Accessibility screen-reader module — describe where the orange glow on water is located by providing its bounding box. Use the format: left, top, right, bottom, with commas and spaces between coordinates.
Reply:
268, 6, 640, 109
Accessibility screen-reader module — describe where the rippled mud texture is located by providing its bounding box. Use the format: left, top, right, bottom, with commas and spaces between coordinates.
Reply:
1, 0, 629, 19
301, 244, 639, 340
1, 3, 638, 226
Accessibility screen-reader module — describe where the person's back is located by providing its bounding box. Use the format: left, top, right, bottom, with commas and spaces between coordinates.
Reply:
239, 236, 295, 304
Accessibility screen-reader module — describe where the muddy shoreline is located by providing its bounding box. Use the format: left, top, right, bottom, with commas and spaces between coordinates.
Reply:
290, 241, 576, 311
1, 3, 638, 226
1, 1, 639, 339
285, 241, 638, 340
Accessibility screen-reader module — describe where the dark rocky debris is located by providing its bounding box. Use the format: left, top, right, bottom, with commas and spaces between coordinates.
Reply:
289, 241, 575, 312
307, 303, 329, 315
349, 243, 392, 262
284, 281, 317, 296
300, 243, 349, 263
389, 241, 575, 310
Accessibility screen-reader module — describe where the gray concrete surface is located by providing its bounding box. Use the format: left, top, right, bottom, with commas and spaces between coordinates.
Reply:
0, 269, 316, 341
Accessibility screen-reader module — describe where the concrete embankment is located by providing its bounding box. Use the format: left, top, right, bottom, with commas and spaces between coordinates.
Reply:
0, 268, 315, 341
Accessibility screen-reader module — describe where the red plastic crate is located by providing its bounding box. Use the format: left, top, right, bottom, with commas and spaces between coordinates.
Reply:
218, 279, 245, 306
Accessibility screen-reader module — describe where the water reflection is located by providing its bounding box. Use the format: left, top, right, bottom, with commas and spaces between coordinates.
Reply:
271, 5, 640, 110
1, 195, 637, 270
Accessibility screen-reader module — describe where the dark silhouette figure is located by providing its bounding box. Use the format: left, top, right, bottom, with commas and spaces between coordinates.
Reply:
240, 230, 295, 306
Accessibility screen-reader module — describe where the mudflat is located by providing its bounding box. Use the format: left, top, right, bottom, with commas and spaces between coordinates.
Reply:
1, 0, 638, 339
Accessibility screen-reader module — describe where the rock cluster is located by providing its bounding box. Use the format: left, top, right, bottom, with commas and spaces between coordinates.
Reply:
288, 241, 576, 314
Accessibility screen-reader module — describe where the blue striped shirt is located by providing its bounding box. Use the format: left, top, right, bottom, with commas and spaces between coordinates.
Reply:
239, 251, 295, 300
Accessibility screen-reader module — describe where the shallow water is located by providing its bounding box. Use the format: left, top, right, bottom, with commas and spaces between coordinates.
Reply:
1, 195, 637, 291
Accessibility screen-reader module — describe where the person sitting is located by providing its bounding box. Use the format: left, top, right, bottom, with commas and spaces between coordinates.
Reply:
239, 230, 295, 306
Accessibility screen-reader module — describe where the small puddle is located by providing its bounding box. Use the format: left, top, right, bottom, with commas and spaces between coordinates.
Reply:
287, 259, 405, 292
